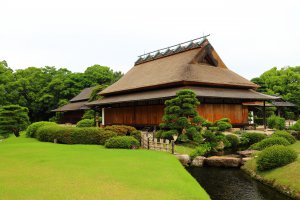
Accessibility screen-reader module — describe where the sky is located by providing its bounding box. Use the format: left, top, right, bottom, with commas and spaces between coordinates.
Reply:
1, 0, 299, 79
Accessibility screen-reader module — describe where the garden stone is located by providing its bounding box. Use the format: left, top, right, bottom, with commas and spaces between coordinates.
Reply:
241, 157, 252, 165
191, 156, 205, 167
175, 154, 191, 166
237, 150, 258, 157
204, 156, 241, 167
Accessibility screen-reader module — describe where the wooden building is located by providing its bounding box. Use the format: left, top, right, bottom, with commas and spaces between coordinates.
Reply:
52, 87, 95, 124
87, 36, 277, 128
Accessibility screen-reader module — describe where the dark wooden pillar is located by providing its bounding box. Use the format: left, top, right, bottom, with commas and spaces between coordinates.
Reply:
263, 101, 266, 130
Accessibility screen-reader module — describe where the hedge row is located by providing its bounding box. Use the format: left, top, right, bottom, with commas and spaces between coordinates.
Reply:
36, 125, 117, 145
26, 121, 57, 138
105, 136, 140, 149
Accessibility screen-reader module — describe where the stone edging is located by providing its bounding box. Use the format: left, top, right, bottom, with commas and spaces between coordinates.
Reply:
241, 166, 300, 200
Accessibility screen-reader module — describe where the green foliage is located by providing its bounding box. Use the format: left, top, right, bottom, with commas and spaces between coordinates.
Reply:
104, 125, 137, 136
267, 115, 286, 130
271, 130, 296, 144
82, 110, 95, 120
251, 66, 300, 110
130, 130, 141, 141
215, 120, 232, 131
251, 137, 290, 150
160, 89, 201, 141
202, 130, 228, 150
0, 63, 122, 122
290, 131, 300, 140
105, 136, 140, 149
290, 120, 300, 131
26, 121, 57, 138
240, 132, 267, 146
36, 125, 117, 145
0, 105, 30, 137
225, 134, 240, 148
257, 145, 298, 171
190, 143, 211, 159
76, 119, 95, 127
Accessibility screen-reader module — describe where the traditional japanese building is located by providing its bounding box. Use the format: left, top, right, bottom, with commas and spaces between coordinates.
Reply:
87, 36, 277, 128
52, 87, 95, 124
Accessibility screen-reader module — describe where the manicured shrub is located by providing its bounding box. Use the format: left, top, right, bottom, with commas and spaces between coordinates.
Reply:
271, 130, 296, 144
240, 132, 267, 146
190, 143, 211, 159
290, 120, 300, 131
214, 118, 232, 131
76, 119, 95, 127
104, 125, 136, 136
36, 125, 117, 145
225, 134, 240, 148
257, 145, 298, 171
26, 121, 57, 138
105, 136, 140, 149
251, 137, 290, 150
267, 115, 285, 130
130, 130, 141, 141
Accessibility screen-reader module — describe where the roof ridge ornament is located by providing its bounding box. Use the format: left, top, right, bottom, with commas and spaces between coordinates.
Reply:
135, 34, 210, 65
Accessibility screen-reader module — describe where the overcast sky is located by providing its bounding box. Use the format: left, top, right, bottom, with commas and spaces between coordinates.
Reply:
1, 0, 299, 79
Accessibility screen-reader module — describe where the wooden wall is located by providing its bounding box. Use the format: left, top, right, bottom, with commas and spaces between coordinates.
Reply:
59, 110, 85, 124
104, 103, 248, 126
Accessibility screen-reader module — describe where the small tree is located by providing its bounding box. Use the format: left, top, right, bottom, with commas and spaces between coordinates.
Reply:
159, 89, 204, 142
0, 105, 30, 137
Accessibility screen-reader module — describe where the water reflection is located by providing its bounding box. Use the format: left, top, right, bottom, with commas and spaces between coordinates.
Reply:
187, 167, 292, 200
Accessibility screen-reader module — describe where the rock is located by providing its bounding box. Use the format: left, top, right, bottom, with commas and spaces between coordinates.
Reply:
175, 154, 191, 166
241, 157, 252, 165
191, 156, 205, 167
237, 150, 258, 157
204, 156, 241, 167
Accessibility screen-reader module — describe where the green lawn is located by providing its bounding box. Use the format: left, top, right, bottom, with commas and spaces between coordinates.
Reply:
242, 141, 300, 198
0, 135, 210, 200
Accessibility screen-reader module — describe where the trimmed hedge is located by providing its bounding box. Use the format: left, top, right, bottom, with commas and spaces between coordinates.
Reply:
105, 136, 140, 149
271, 130, 296, 144
36, 125, 117, 145
104, 125, 136, 136
240, 132, 267, 146
251, 137, 290, 150
225, 134, 240, 148
76, 119, 95, 127
257, 145, 298, 171
130, 130, 141, 141
267, 115, 285, 130
290, 119, 300, 131
26, 121, 57, 138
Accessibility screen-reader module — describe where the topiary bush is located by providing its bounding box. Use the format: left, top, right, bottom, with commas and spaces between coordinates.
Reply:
190, 143, 211, 159
267, 115, 285, 130
26, 121, 57, 138
240, 132, 267, 146
105, 136, 140, 149
104, 125, 136, 136
225, 134, 240, 148
130, 130, 141, 141
76, 119, 95, 127
271, 130, 296, 144
214, 118, 232, 131
257, 145, 298, 171
251, 137, 290, 150
290, 119, 300, 131
36, 125, 117, 145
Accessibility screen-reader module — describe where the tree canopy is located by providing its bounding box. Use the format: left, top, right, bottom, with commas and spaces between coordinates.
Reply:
0, 61, 122, 121
251, 66, 300, 110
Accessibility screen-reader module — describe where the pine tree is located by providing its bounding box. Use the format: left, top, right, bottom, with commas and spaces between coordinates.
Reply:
0, 105, 30, 137
159, 89, 204, 142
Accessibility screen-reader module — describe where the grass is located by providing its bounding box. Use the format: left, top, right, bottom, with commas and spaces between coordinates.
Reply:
242, 141, 300, 198
0, 135, 210, 200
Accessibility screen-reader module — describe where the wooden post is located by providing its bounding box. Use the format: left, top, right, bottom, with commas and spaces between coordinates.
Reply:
54, 138, 57, 144
263, 101, 266, 131
147, 137, 150, 150
171, 140, 175, 154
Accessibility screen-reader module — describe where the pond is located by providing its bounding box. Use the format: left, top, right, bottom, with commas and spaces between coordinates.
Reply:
187, 167, 292, 200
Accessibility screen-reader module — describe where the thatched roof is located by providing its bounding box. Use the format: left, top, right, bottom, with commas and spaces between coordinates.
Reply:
99, 39, 258, 96
88, 86, 278, 106
70, 87, 95, 102
52, 101, 89, 112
